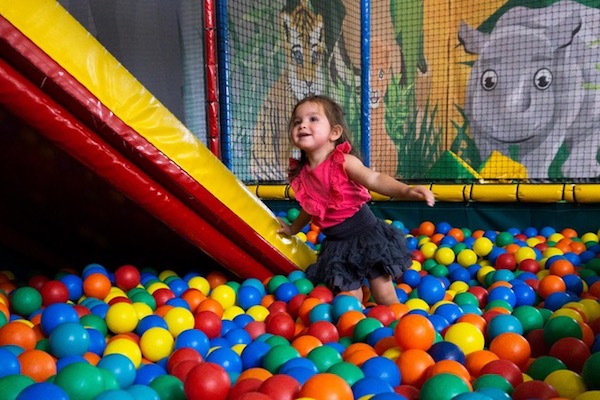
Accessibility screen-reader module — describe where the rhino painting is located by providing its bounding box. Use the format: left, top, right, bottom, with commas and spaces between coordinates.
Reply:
458, 0, 600, 179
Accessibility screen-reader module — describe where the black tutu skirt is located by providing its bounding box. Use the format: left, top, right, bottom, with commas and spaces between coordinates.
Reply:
305, 204, 412, 294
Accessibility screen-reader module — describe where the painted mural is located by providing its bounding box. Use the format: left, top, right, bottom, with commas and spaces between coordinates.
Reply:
228, 0, 600, 183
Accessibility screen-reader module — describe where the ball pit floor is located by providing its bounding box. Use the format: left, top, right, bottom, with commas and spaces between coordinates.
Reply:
1, 215, 600, 400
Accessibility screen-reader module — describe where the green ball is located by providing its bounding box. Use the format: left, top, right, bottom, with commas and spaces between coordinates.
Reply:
582, 352, 600, 390
264, 335, 290, 347
512, 306, 544, 334
495, 232, 514, 246
266, 275, 289, 294
129, 291, 156, 311
526, 355, 567, 381
149, 374, 186, 400
429, 264, 449, 277
293, 278, 314, 295
473, 373, 513, 394
352, 317, 383, 343
9, 286, 42, 317
286, 208, 301, 222
80, 314, 108, 336
453, 292, 479, 307
543, 316, 582, 346
262, 344, 300, 373
306, 345, 343, 372
0, 374, 35, 400
54, 362, 105, 400
327, 361, 365, 386
420, 373, 470, 400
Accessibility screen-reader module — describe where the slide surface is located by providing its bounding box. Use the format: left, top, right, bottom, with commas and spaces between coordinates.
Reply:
0, 0, 316, 280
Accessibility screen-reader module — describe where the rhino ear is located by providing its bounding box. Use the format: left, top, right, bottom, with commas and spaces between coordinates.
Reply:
458, 21, 486, 55
550, 13, 582, 50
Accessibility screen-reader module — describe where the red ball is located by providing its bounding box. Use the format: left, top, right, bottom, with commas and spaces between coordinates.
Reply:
40, 280, 70, 306
480, 359, 523, 388
194, 310, 222, 339
306, 320, 340, 344
152, 288, 176, 307
258, 374, 301, 400
244, 321, 266, 340
108, 296, 132, 306
395, 384, 420, 400
167, 347, 204, 373
518, 259, 540, 274
495, 253, 517, 270
512, 380, 559, 400
287, 294, 308, 319
525, 329, 550, 358
411, 250, 425, 264
114, 264, 141, 291
171, 359, 201, 382
184, 362, 231, 400
466, 286, 488, 308
309, 286, 334, 303
267, 300, 288, 316
265, 312, 296, 340
228, 379, 263, 400
366, 305, 396, 326
28, 275, 49, 291
548, 337, 591, 373
237, 393, 272, 400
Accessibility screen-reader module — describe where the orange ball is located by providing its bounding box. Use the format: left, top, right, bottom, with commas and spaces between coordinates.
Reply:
342, 342, 374, 360
83, 273, 112, 299
394, 314, 436, 351
196, 298, 224, 318
538, 275, 567, 299
291, 335, 323, 357
206, 271, 227, 289
344, 347, 378, 367
297, 297, 323, 326
335, 310, 366, 337
180, 288, 206, 313
418, 221, 435, 237
237, 367, 273, 382
427, 359, 471, 385
18, 349, 56, 382
569, 241, 586, 254
298, 373, 353, 400
548, 259, 575, 277
447, 228, 465, 242
0, 321, 37, 351
83, 351, 101, 366
561, 228, 578, 238
465, 349, 500, 378
306, 230, 319, 245
489, 332, 531, 369
396, 348, 435, 388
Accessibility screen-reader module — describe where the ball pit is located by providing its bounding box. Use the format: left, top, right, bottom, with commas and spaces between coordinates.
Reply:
0, 218, 599, 399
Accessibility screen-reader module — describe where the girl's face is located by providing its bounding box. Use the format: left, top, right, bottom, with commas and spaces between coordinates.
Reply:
290, 101, 340, 154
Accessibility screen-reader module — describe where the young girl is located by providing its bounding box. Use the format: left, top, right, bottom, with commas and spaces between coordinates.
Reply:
277, 95, 435, 305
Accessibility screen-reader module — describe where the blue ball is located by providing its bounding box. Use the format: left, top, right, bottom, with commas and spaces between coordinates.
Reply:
309, 303, 333, 323
544, 291, 573, 311
283, 367, 315, 385
56, 355, 88, 372
58, 274, 83, 302
287, 270, 306, 283
417, 275, 445, 305
360, 357, 401, 387
405, 236, 418, 250
167, 278, 188, 297
0, 347, 20, 378
562, 274, 584, 296
436, 222, 452, 234
136, 315, 168, 336
428, 340, 466, 364
224, 328, 252, 346
206, 347, 242, 374
165, 298, 190, 310
450, 267, 471, 283
174, 329, 210, 358
126, 385, 160, 400
488, 286, 517, 308
274, 282, 299, 302
236, 285, 263, 310
512, 284, 536, 307
93, 389, 136, 400
366, 327, 395, 347
427, 314, 450, 333
352, 377, 394, 398
233, 313, 254, 328
16, 382, 69, 400
523, 227, 538, 238
279, 357, 319, 374
539, 226, 556, 238
487, 314, 523, 339
40, 303, 79, 335
97, 353, 136, 389
134, 363, 166, 386
402, 269, 421, 288
434, 303, 464, 324
240, 340, 271, 369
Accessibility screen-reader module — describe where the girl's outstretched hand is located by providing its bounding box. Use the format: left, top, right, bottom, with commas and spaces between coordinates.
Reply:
277, 217, 294, 236
414, 185, 436, 207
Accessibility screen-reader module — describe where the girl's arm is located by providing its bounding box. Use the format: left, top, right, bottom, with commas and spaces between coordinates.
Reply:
277, 208, 312, 235
344, 154, 435, 206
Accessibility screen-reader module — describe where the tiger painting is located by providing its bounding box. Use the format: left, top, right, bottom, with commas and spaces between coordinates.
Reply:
250, 0, 326, 181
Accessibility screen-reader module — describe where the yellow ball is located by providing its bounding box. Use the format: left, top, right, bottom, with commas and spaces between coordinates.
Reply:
104, 338, 142, 368
476, 266, 495, 284
296, 232, 307, 242
580, 299, 600, 322
434, 247, 455, 266
405, 298, 430, 312
210, 284, 236, 309
246, 305, 270, 322
163, 307, 195, 337
132, 302, 153, 320
543, 247, 564, 259
544, 370, 587, 399
382, 346, 401, 361
410, 260, 422, 271
188, 276, 211, 295
581, 232, 599, 243
550, 308, 584, 323
158, 270, 178, 281
231, 343, 246, 356
515, 247, 537, 264
105, 302, 139, 334
457, 249, 478, 267
526, 237, 542, 247
146, 282, 169, 294
420, 242, 438, 259
575, 391, 600, 400
473, 237, 493, 257
449, 281, 469, 294
139, 327, 174, 362
444, 322, 484, 355
547, 233, 565, 243
223, 305, 245, 321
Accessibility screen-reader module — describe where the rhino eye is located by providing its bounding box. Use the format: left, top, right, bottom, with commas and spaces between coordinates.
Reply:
534, 68, 552, 90
481, 70, 497, 91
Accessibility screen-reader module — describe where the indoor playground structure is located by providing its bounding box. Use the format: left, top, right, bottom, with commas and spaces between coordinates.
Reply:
0, 1, 599, 400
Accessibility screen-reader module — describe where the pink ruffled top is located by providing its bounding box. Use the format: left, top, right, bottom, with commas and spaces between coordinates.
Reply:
290, 142, 371, 229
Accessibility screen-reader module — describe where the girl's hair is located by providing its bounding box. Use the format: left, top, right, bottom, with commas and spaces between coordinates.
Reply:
287, 95, 358, 180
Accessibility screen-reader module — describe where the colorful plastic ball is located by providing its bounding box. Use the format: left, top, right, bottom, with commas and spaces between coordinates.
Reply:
174, 329, 210, 359
331, 295, 363, 321
194, 310, 222, 339
49, 321, 90, 358
163, 307, 194, 337
206, 346, 242, 374
257, 373, 301, 399
360, 356, 401, 387
265, 312, 296, 340
394, 348, 435, 388
394, 314, 436, 351
486, 314, 523, 340
39, 280, 70, 306
105, 302, 139, 334
489, 332, 531, 369
181, 361, 230, 400
582, 352, 600, 390
472, 373, 513, 394
298, 373, 353, 400
139, 327, 174, 362
307, 320, 340, 344
18, 349, 57, 382
274, 282, 299, 303
236, 286, 263, 310
326, 361, 365, 387
417, 275, 446, 305
149, 373, 185, 400
0, 347, 20, 378
543, 315, 583, 346
40, 303, 79, 335
306, 345, 342, 373
309, 302, 333, 323
104, 337, 142, 368
10, 286, 42, 317
113, 265, 141, 292
512, 380, 559, 400
0, 374, 35, 400
419, 373, 470, 400
353, 317, 384, 342
473, 237, 493, 257
434, 303, 464, 325
0, 321, 37, 351
83, 273, 112, 300
444, 322, 485, 355
402, 269, 421, 287
525, 355, 567, 381
543, 369, 586, 399
133, 363, 166, 386
15, 382, 70, 400
97, 353, 136, 389
53, 362, 105, 400
352, 376, 394, 398
136, 314, 169, 336
427, 340, 466, 364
